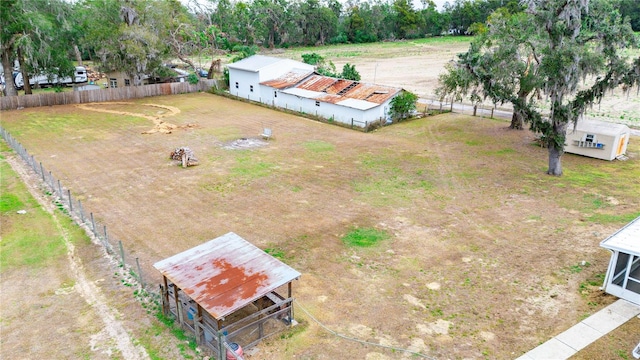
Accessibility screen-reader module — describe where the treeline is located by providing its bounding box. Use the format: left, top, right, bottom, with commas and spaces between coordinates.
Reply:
2, 0, 639, 96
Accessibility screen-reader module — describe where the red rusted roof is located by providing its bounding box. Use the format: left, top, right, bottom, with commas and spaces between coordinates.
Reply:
289, 74, 400, 105
153, 232, 301, 320
260, 69, 314, 89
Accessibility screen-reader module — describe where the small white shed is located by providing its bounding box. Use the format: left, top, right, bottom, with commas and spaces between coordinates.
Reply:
565, 119, 631, 161
600, 216, 640, 305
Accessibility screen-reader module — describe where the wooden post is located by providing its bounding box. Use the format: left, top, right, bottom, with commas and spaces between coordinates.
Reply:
195, 304, 203, 344
68, 190, 73, 212
473, 105, 477, 116
174, 285, 182, 325
491, 107, 494, 119
162, 276, 170, 316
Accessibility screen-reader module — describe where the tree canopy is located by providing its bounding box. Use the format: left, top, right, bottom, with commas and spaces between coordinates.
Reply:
437, 0, 640, 176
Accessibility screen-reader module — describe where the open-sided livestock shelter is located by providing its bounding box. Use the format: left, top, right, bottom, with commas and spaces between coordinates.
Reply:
565, 119, 631, 161
600, 216, 640, 305
154, 232, 301, 359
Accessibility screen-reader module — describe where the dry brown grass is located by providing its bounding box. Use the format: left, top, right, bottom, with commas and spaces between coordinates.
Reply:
2, 91, 639, 359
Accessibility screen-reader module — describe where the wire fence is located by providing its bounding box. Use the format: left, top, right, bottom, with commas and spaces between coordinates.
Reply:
0, 126, 155, 295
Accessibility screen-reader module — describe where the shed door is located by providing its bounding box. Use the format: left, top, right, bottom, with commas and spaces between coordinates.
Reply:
606, 252, 640, 305
616, 134, 627, 156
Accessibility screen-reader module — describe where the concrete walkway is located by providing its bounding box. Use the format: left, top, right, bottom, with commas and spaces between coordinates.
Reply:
516, 299, 640, 360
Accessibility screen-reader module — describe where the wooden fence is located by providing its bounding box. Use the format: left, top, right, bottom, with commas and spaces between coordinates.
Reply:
0, 79, 221, 110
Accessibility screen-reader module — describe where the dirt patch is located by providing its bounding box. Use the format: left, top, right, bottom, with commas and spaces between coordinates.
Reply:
222, 137, 270, 150
76, 102, 198, 134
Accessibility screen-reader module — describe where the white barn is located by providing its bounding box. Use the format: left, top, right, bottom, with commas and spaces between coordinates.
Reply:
227, 55, 402, 128
565, 119, 631, 161
600, 216, 640, 305
227, 55, 314, 102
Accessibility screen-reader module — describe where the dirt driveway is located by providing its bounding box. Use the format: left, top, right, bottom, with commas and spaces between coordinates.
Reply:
2, 92, 639, 359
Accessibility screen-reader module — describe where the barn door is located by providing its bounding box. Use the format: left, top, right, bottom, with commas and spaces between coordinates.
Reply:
606, 252, 640, 304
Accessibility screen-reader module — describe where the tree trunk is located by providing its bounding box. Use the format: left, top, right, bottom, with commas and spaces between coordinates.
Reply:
510, 110, 524, 129
547, 145, 563, 176
1, 49, 18, 96
17, 48, 32, 95
74, 44, 83, 66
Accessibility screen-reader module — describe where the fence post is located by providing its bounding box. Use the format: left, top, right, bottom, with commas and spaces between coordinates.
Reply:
136, 257, 144, 287
104, 225, 112, 253
68, 190, 73, 212
119, 240, 125, 266
90, 212, 97, 234
78, 200, 84, 223
40, 162, 45, 182
57, 179, 63, 198
491, 107, 494, 119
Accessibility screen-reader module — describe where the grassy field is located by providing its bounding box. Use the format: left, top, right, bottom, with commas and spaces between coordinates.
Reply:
0, 141, 206, 360
1, 91, 639, 359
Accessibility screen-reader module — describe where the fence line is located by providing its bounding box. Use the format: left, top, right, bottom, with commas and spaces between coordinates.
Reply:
0, 79, 221, 111
0, 126, 152, 296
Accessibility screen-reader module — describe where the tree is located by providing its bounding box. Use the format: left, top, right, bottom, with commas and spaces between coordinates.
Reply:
1, 0, 78, 96
341, 63, 361, 81
389, 91, 418, 121
438, 0, 639, 176
437, 9, 542, 130
525, 0, 639, 175
82, 0, 168, 86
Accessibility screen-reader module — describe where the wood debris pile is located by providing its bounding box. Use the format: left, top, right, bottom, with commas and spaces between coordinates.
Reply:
170, 147, 199, 168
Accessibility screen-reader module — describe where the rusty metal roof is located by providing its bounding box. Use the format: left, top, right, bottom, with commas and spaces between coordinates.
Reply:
260, 69, 315, 89
153, 232, 301, 320
283, 74, 401, 106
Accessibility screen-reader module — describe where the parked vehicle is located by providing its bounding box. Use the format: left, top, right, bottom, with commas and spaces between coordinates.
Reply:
13, 66, 88, 89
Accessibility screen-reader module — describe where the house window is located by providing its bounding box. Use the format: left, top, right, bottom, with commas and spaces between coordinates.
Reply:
315, 101, 320, 107
109, 78, 117, 88
274, 91, 277, 98
124, 79, 130, 87
235, 82, 239, 89
250, 85, 254, 92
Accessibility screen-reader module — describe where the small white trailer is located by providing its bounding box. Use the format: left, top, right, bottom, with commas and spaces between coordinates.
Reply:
13, 66, 88, 89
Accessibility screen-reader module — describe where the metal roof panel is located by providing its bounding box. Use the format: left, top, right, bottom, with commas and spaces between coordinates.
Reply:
154, 232, 301, 320
600, 216, 640, 255
260, 69, 314, 89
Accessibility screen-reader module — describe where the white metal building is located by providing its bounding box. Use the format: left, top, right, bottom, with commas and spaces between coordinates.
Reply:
565, 119, 631, 161
600, 216, 640, 305
227, 55, 314, 102
227, 55, 402, 128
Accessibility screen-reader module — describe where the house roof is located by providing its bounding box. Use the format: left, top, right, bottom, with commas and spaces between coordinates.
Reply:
567, 119, 630, 137
600, 216, 640, 255
153, 232, 301, 320
226, 55, 287, 72
260, 69, 315, 89
270, 72, 401, 110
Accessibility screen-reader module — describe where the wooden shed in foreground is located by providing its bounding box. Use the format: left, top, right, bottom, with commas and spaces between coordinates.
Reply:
600, 216, 640, 306
154, 232, 301, 359
565, 119, 631, 161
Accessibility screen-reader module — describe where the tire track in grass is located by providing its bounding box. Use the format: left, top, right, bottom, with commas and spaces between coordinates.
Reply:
5, 154, 149, 360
